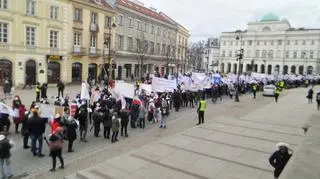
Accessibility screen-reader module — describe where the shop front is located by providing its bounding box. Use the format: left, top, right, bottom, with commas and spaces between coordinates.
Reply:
47, 55, 62, 84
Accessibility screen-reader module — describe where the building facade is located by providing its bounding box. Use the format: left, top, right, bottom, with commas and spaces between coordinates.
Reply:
219, 13, 320, 75
0, 0, 70, 86
106, 0, 189, 80
203, 38, 220, 72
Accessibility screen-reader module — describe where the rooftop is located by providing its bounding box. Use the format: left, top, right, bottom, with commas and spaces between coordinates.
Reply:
260, 13, 280, 22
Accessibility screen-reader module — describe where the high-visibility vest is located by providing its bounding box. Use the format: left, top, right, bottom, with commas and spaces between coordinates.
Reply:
280, 81, 284, 88
275, 88, 281, 94
36, 85, 40, 92
253, 85, 257, 91
199, 100, 206, 112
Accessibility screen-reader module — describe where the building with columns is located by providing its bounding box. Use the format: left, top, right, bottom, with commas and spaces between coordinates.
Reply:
219, 13, 320, 75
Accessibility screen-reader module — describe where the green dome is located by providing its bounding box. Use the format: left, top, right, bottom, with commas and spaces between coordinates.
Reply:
260, 13, 280, 22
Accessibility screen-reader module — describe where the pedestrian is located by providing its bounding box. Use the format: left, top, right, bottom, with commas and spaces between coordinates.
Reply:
0, 134, 13, 179
307, 86, 313, 103
65, 116, 78, 152
57, 80, 65, 98
316, 90, 320, 110
138, 105, 147, 129
111, 112, 120, 143
160, 97, 169, 128
40, 83, 48, 99
28, 106, 46, 157
3, 80, 11, 100
76, 101, 88, 142
35, 82, 41, 102
147, 99, 155, 123
252, 83, 257, 99
46, 127, 64, 172
12, 96, 26, 133
197, 97, 206, 125
21, 111, 30, 149
274, 87, 280, 103
269, 142, 292, 179
103, 108, 112, 139
92, 104, 102, 137
120, 108, 129, 137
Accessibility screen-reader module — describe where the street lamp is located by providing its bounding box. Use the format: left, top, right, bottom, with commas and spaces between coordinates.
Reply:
234, 30, 243, 102
103, 22, 116, 83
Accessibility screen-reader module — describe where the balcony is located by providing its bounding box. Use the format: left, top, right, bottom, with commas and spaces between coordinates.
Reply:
26, 45, 37, 52
72, 46, 86, 56
88, 47, 101, 57
90, 23, 99, 32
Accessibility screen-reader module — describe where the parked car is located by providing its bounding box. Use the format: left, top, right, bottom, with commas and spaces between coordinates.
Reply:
263, 85, 276, 96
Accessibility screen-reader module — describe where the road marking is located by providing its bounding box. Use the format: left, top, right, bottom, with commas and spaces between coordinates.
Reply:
160, 143, 273, 173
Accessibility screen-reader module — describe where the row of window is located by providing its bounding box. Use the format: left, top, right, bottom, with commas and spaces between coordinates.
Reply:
222, 39, 316, 46
0, 22, 58, 48
74, 8, 113, 29
115, 35, 176, 55
0, 0, 59, 20
116, 15, 174, 39
221, 49, 315, 59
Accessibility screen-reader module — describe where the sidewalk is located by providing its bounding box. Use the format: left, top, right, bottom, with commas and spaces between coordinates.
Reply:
64, 87, 315, 179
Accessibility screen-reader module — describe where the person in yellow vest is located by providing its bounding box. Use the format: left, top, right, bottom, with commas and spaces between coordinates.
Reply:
252, 83, 257, 99
275, 87, 281, 103
35, 82, 41, 102
279, 81, 285, 91
197, 97, 206, 125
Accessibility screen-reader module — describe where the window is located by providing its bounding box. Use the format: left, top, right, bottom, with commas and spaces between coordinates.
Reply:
0, 0, 8, 9
73, 32, 81, 46
162, 44, 166, 54
293, 51, 297, 58
74, 8, 82, 21
256, 41, 259, 45
137, 21, 141, 30
286, 51, 290, 58
163, 29, 166, 37
311, 40, 315, 45
128, 17, 133, 27
136, 38, 141, 50
268, 50, 273, 58
255, 50, 260, 58
295, 40, 298, 45
302, 40, 306, 45
50, 5, 59, 20
229, 41, 233, 46
264, 41, 267, 46
235, 41, 238, 46
117, 35, 124, 50
49, 30, 58, 48
241, 41, 244, 46
0, 22, 8, 43
262, 50, 267, 58
127, 37, 133, 50
246, 50, 251, 57
90, 33, 97, 47
150, 41, 154, 53
26, 26, 35, 46
310, 51, 314, 59
287, 40, 290, 45
248, 40, 252, 46
26, 0, 36, 16
144, 23, 148, 32
270, 40, 274, 45
118, 15, 123, 25
91, 12, 98, 24
157, 27, 160, 35
301, 51, 306, 58
151, 25, 155, 34
156, 43, 160, 54
277, 40, 282, 46
228, 51, 232, 57
223, 41, 226, 46
105, 16, 111, 28
221, 50, 225, 57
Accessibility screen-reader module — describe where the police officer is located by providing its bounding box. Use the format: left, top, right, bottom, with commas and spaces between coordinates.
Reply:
252, 83, 257, 99
275, 87, 281, 103
197, 97, 206, 125
35, 82, 41, 102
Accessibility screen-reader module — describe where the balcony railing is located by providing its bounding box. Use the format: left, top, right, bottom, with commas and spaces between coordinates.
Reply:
88, 47, 101, 57
90, 23, 99, 32
72, 46, 86, 55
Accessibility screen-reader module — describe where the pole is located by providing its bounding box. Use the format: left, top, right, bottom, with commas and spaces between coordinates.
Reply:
108, 27, 112, 81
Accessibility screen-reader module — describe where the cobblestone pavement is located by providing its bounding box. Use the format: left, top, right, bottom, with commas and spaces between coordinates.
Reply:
1, 85, 310, 179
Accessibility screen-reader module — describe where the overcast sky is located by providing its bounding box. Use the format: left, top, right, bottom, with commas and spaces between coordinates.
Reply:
139, 0, 320, 42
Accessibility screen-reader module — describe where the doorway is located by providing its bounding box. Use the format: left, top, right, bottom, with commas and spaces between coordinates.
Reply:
72, 62, 82, 83
26, 60, 37, 85
48, 61, 61, 83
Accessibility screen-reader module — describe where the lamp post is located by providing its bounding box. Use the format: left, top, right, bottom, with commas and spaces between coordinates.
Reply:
234, 30, 243, 102
104, 23, 116, 83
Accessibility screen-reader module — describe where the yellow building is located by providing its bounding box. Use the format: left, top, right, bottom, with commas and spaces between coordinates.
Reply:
67, 0, 116, 83
0, 0, 116, 86
0, 0, 71, 86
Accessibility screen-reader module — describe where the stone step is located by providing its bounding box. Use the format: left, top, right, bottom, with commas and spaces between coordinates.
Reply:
76, 171, 105, 179
63, 173, 78, 179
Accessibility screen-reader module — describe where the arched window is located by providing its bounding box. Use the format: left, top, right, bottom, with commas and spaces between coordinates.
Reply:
262, 50, 267, 58
262, 26, 271, 32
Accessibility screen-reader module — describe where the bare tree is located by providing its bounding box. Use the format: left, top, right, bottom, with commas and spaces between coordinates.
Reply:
136, 32, 150, 79
187, 41, 205, 72
164, 38, 177, 76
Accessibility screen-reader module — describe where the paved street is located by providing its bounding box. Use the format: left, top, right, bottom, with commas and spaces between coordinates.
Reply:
0, 86, 315, 179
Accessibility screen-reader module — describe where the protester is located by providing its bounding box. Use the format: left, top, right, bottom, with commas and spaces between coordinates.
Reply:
160, 96, 169, 128
57, 81, 65, 98
35, 82, 41, 102
269, 142, 292, 179
3, 80, 11, 100
46, 127, 64, 172
65, 116, 78, 152
307, 86, 313, 103
12, 96, 26, 133
138, 105, 147, 129
28, 106, 46, 157
316, 90, 320, 110
0, 134, 13, 178
76, 101, 88, 142
111, 112, 120, 143
120, 108, 129, 137
21, 111, 30, 149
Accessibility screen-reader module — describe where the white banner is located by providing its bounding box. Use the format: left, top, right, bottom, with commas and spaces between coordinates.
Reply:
192, 73, 206, 84
140, 84, 153, 95
80, 82, 90, 100
0, 102, 13, 115
152, 77, 177, 92
40, 104, 54, 119
114, 82, 135, 99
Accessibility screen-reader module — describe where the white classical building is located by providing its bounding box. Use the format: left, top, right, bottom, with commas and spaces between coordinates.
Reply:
219, 13, 320, 75
203, 38, 220, 72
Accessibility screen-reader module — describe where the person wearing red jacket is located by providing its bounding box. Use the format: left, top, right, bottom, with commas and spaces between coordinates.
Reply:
12, 96, 26, 133
50, 114, 61, 134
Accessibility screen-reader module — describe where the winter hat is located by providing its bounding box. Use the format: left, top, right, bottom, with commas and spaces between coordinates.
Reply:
276, 142, 291, 151
0, 134, 5, 141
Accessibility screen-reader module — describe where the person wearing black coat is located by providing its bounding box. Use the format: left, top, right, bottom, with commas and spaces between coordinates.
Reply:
120, 109, 129, 137
40, 83, 48, 99
76, 102, 88, 142
92, 106, 103, 137
21, 111, 30, 149
103, 108, 112, 139
28, 108, 46, 157
269, 144, 292, 179
65, 116, 78, 152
